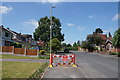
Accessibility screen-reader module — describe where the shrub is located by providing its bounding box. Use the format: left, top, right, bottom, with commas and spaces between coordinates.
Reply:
94, 47, 98, 50
110, 52, 118, 55
100, 47, 103, 51
40, 50, 45, 55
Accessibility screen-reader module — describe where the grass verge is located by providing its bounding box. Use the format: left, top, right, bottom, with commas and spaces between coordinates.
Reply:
29, 62, 49, 78
2, 61, 42, 78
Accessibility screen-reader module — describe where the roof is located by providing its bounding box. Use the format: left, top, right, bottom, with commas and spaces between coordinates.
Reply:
105, 39, 112, 45
99, 34, 107, 40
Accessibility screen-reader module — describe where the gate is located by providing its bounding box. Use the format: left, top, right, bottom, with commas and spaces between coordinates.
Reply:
49, 54, 77, 67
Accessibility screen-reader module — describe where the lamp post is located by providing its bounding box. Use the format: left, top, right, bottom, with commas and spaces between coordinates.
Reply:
50, 6, 55, 54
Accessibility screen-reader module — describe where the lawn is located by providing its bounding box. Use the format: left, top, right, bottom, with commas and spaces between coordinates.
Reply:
2, 61, 43, 78
1, 54, 50, 59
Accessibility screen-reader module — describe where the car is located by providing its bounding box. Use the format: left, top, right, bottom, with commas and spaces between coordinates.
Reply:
64, 49, 69, 53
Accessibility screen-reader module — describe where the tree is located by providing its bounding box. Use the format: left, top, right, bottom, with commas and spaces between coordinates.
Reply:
48, 38, 61, 52
73, 42, 78, 47
33, 16, 64, 43
67, 44, 72, 47
77, 40, 80, 46
87, 33, 103, 46
112, 28, 120, 48
112, 28, 120, 57
95, 28, 103, 34
61, 43, 67, 48
81, 41, 94, 52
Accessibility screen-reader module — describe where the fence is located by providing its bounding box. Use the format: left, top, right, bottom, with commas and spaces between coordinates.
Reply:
1, 46, 39, 56
14, 48, 25, 55
49, 54, 77, 67
26, 49, 38, 56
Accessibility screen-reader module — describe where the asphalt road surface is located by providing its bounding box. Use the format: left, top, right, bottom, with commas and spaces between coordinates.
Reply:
42, 51, 118, 78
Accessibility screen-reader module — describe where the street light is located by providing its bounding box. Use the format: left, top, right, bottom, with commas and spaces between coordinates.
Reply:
50, 5, 56, 54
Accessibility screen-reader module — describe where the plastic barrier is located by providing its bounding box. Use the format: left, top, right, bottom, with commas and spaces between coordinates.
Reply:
49, 54, 77, 67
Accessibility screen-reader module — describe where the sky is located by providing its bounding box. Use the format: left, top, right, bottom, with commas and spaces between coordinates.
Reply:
0, 2, 119, 44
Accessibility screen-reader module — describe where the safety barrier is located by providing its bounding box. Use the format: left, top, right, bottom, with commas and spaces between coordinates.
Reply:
49, 54, 77, 67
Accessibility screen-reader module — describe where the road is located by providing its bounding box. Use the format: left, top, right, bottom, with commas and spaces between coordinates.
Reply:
42, 51, 118, 78
74, 51, 118, 78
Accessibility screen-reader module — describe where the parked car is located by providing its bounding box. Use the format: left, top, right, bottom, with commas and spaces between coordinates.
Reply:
64, 49, 69, 53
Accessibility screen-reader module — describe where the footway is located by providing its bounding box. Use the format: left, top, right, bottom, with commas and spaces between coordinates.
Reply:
42, 66, 86, 78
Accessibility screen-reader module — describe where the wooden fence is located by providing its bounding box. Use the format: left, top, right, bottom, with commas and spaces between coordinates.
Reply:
14, 48, 25, 55
1, 46, 39, 56
2, 46, 14, 52
26, 49, 38, 56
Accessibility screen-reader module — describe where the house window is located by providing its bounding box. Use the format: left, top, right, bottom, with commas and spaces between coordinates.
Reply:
5, 32, 9, 37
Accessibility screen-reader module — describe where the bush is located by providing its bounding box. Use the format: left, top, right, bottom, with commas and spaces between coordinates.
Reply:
94, 47, 98, 50
40, 50, 45, 55
100, 47, 103, 51
110, 52, 118, 55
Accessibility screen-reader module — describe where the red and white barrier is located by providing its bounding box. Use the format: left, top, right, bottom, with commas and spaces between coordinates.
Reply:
49, 54, 77, 67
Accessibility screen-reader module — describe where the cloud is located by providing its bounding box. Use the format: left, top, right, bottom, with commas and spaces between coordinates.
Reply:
88, 16, 93, 19
76, 26, 85, 31
103, 28, 114, 33
67, 23, 75, 27
112, 14, 120, 21
41, 0, 63, 4
24, 19, 38, 28
0, 6, 12, 14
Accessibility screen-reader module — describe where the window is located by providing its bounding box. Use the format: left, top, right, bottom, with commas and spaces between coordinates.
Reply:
5, 32, 9, 37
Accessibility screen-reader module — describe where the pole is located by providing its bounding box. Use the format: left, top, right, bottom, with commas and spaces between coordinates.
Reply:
50, 6, 52, 55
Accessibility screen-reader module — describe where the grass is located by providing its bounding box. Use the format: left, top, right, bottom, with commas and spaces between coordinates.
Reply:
2, 61, 43, 78
1, 54, 49, 59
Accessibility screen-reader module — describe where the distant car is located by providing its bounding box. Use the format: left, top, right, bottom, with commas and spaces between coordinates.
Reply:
64, 49, 69, 53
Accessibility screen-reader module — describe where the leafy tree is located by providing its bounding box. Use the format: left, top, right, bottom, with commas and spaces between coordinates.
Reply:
67, 44, 72, 47
61, 43, 67, 48
95, 28, 103, 34
112, 28, 120, 48
73, 42, 78, 47
48, 38, 61, 52
77, 40, 80, 46
81, 41, 94, 52
33, 16, 64, 43
87, 33, 103, 46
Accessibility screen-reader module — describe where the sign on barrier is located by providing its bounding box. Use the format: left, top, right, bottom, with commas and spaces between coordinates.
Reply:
49, 54, 77, 67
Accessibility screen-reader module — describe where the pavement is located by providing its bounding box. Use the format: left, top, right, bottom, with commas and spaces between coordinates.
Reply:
42, 66, 85, 78
42, 51, 118, 78
1, 58, 49, 63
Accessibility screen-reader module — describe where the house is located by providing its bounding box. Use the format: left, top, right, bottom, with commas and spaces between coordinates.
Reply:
0, 25, 15, 46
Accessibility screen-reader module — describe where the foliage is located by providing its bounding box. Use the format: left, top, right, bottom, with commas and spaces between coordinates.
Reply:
100, 47, 103, 51
95, 28, 103, 34
81, 41, 94, 52
40, 50, 45, 55
61, 43, 67, 48
29, 62, 49, 78
112, 28, 120, 48
77, 40, 81, 46
33, 16, 64, 43
73, 42, 78, 47
67, 44, 72, 47
109, 52, 118, 55
48, 38, 61, 52
11, 42, 22, 48
87, 33, 103, 46
94, 47, 98, 50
